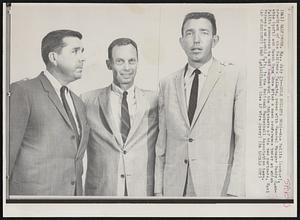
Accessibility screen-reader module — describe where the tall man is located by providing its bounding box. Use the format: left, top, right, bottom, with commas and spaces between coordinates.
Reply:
155, 12, 246, 197
9, 30, 90, 195
82, 38, 158, 196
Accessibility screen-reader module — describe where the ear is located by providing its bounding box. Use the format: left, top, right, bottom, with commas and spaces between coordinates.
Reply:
48, 52, 58, 66
106, 59, 112, 70
212, 35, 219, 48
179, 37, 184, 49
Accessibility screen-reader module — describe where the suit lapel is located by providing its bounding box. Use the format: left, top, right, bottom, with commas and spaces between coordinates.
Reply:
175, 67, 190, 129
191, 59, 222, 129
70, 91, 88, 157
98, 86, 123, 146
124, 87, 147, 148
39, 73, 73, 130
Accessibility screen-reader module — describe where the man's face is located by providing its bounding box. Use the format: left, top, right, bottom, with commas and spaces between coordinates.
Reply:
55, 36, 85, 83
180, 18, 218, 66
108, 44, 138, 88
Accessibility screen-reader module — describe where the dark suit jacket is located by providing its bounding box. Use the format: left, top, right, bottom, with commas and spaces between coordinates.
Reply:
9, 72, 89, 196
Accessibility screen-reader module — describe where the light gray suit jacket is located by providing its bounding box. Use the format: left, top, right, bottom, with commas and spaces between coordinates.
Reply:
9, 73, 89, 196
82, 85, 158, 196
155, 59, 246, 197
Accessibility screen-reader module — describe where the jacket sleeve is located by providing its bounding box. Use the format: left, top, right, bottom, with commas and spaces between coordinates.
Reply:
227, 68, 246, 197
9, 83, 30, 176
154, 82, 167, 195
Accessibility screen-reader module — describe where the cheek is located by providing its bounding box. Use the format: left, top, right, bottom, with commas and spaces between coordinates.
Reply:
204, 39, 214, 48
130, 65, 137, 71
184, 39, 193, 47
60, 57, 75, 67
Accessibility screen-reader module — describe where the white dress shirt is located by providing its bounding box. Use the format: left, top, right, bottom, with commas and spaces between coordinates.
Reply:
44, 70, 80, 135
184, 58, 213, 107
110, 83, 137, 141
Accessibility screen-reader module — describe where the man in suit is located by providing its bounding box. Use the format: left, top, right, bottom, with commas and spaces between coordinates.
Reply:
9, 29, 89, 196
155, 12, 246, 197
82, 38, 158, 196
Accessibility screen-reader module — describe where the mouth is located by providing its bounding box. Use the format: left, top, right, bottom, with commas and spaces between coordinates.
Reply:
121, 74, 132, 78
191, 48, 203, 53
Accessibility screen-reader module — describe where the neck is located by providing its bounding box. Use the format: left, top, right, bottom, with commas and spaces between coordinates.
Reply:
47, 66, 69, 86
188, 55, 212, 69
114, 81, 134, 91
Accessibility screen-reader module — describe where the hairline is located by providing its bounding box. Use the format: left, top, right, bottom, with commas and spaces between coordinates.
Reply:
108, 42, 138, 62
181, 15, 217, 36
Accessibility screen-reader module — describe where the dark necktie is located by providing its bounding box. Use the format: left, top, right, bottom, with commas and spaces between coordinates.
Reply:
60, 86, 80, 143
121, 91, 131, 143
188, 69, 201, 125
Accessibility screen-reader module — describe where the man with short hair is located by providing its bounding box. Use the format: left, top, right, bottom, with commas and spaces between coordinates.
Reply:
9, 29, 89, 196
82, 38, 158, 196
155, 12, 246, 197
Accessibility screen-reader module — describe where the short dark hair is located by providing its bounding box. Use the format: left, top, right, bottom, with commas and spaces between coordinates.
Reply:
108, 38, 138, 61
181, 12, 217, 36
41, 29, 82, 65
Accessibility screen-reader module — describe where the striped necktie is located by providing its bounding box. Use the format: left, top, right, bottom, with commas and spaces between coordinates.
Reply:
121, 91, 131, 143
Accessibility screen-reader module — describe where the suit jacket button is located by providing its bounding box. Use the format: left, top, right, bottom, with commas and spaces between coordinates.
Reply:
188, 138, 194, 142
71, 181, 76, 185
184, 159, 188, 164
120, 174, 125, 178
123, 150, 127, 154
71, 135, 76, 140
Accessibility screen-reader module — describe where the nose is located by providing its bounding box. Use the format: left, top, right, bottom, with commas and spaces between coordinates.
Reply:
193, 33, 201, 44
81, 54, 86, 62
79, 51, 86, 62
124, 62, 130, 70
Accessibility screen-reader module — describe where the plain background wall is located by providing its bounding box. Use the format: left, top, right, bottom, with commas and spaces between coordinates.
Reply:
10, 4, 161, 93
10, 3, 246, 95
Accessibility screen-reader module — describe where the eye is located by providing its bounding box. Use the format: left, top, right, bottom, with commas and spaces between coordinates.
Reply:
115, 59, 124, 65
129, 59, 137, 65
201, 30, 210, 35
185, 31, 192, 37
72, 49, 79, 54
72, 48, 84, 54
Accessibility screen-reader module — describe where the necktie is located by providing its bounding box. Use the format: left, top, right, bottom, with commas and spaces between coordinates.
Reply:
188, 69, 201, 125
60, 86, 80, 144
121, 91, 131, 143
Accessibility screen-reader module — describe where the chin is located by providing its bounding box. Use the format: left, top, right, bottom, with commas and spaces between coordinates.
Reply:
74, 75, 82, 80
121, 78, 133, 83
191, 56, 205, 62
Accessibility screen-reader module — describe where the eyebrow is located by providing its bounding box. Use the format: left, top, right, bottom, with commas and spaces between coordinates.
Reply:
72, 47, 83, 50
185, 28, 210, 33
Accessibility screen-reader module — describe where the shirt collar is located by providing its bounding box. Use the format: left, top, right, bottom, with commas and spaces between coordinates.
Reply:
43, 70, 67, 94
186, 57, 213, 78
111, 83, 135, 98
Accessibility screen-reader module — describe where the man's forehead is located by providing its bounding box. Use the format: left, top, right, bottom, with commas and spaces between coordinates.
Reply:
61, 36, 82, 47
183, 18, 213, 30
112, 44, 137, 56
112, 44, 136, 51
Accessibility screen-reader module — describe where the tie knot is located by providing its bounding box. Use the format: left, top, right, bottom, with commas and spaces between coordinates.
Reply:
123, 91, 128, 97
194, 69, 201, 75
60, 86, 68, 94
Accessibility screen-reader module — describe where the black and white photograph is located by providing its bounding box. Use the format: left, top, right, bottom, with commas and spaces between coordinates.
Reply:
2, 2, 297, 217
